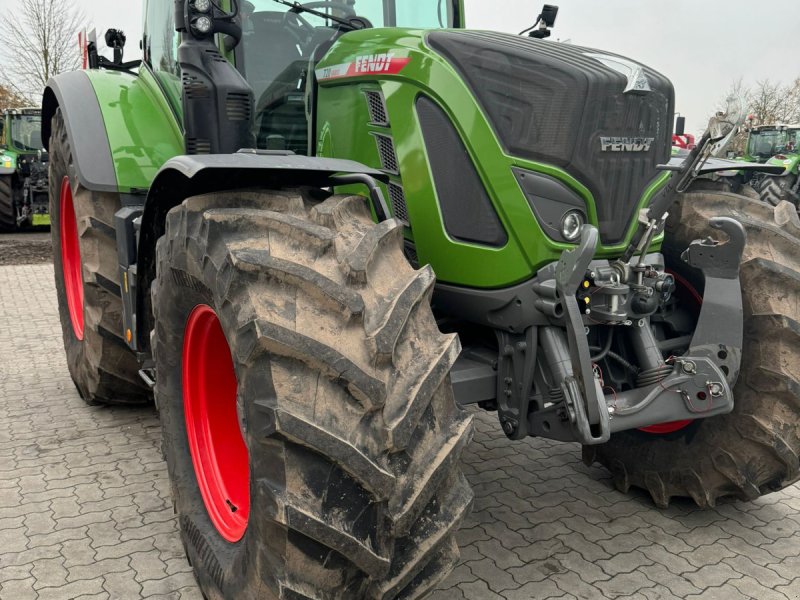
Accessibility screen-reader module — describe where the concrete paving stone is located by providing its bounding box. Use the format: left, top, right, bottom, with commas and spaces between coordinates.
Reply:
678, 540, 738, 569
595, 571, 658, 598
0, 562, 35, 584
466, 557, 526, 593
0, 576, 39, 600
499, 579, 565, 600
4, 262, 800, 600
596, 550, 654, 576
66, 556, 132, 582
721, 554, 788, 588
140, 572, 202, 597
637, 564, 702, 598
31, 555, 69, 589
683, 581, 751, 600
683, 562, 743, 589
36, 576, 107, 600
103, 569, 145, 598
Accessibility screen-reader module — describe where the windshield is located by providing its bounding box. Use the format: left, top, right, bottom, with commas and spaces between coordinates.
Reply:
242, 1, 455, 154
748, 129, 797, 158
9, 115, 43, 152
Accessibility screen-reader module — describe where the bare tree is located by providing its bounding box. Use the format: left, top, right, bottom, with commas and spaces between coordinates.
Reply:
0, 0, 85, 101
0, 84, 29, 111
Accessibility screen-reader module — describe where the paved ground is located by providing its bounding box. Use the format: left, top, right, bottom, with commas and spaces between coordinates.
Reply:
0, 232, 52, 266
2, 262, 800, 600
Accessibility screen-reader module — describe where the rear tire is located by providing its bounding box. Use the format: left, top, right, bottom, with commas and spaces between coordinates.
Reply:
153, 190, 473, 599
688, 176, 759, 200
758, 174, 798, 207
585, 192, 800, 508
49, 108, 150, 405
0, 175, 15, 231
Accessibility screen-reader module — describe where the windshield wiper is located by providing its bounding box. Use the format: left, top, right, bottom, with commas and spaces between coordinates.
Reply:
271, 0, 362, 30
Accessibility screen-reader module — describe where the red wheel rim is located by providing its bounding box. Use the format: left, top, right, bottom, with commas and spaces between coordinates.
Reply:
638, 271, 701, 435
182, 305, 250, 542
60, 176, 84, 340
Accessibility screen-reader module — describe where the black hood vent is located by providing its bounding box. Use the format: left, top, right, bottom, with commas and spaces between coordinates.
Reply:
427, 31, 674, 244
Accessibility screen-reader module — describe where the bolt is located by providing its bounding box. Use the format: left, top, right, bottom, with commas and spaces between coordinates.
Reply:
504, 377, 513, 385
708, 382, 724, 397
636, 319, 646, 328
682, 360, 697, 375
607, 405, 616, 415
502, 420, 516, 435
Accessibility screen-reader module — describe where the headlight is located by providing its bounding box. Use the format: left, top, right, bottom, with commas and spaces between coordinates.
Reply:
193, 0, 211, 12
561, 210, 585, 242
194, 15, 213, 33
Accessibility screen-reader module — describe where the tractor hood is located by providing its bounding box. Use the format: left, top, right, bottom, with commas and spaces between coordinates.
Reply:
426, 31, 675, 245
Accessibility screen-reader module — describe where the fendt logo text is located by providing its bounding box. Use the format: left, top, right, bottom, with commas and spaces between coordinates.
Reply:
600, 137, 655, 152
354, 53, 397, 73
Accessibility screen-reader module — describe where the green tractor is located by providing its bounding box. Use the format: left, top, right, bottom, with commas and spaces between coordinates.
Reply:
42, 1, 800, 597
0, 107, 50, 230
742, 124, 800, 206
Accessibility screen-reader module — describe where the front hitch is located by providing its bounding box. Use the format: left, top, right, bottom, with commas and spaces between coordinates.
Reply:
528, 218, 746, 443
601, 216, 746, 432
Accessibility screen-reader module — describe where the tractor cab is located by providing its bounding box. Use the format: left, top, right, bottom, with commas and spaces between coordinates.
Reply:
143, 0, 462, 155
2, 109, 45, 154
745, 124, 800, 161
242, 0, 463, 153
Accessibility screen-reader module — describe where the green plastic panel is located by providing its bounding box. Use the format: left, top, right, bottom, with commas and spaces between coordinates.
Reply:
315, 29, 668, 288
86, 68, 184, 193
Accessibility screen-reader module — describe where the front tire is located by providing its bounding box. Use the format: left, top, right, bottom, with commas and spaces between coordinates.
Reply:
153, 190, 473, 599
586, 192, 800, 508
0, 175, 15, 231
49, 108, 150, 405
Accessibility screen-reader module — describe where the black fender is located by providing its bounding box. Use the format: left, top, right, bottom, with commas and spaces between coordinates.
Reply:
41, 71, 118, 194
131, 152, 389, 352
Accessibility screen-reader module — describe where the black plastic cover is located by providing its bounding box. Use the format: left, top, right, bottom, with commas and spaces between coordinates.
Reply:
513, 168, 586, 243
427, 31, 674, 244
416, 95, 507, 247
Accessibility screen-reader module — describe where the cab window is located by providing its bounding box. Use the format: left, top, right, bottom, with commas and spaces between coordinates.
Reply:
241, 1, 455, 154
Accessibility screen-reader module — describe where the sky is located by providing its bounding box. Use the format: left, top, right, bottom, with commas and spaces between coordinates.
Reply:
6, 0, 798, 134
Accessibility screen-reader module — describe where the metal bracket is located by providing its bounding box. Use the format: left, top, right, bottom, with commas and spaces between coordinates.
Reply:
682, 216, 746, 385
553, 225, 610, 444
496, 328, 537, 440
330, 173, 391, 222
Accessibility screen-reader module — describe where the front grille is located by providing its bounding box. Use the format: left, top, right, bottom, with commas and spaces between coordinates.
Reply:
364, 90, 389, 126
427, 31, 674, 244
388, 182, 410, 225
372, 133, 399, 174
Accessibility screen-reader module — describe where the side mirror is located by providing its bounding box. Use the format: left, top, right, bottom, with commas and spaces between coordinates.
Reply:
529, 4, 559, 38
540, 4, 559, 27
675, 116, 686, 137
105, 28, 127, 64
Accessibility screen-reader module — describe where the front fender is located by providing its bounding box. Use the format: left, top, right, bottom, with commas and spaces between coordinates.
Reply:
42, 68, 183, 194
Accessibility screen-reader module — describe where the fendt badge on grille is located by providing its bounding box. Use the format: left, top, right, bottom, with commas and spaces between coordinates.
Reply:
600, 137, 655, 152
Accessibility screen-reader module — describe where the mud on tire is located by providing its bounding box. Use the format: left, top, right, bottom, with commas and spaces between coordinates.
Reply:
585, 192, 800, 508
152, 190, 473, 599
49, 108, 150, 405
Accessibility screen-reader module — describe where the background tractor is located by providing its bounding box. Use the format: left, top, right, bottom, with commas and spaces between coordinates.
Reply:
742, 124, 800, 205
42, 1, 800, 598
0, 108, 49, 231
